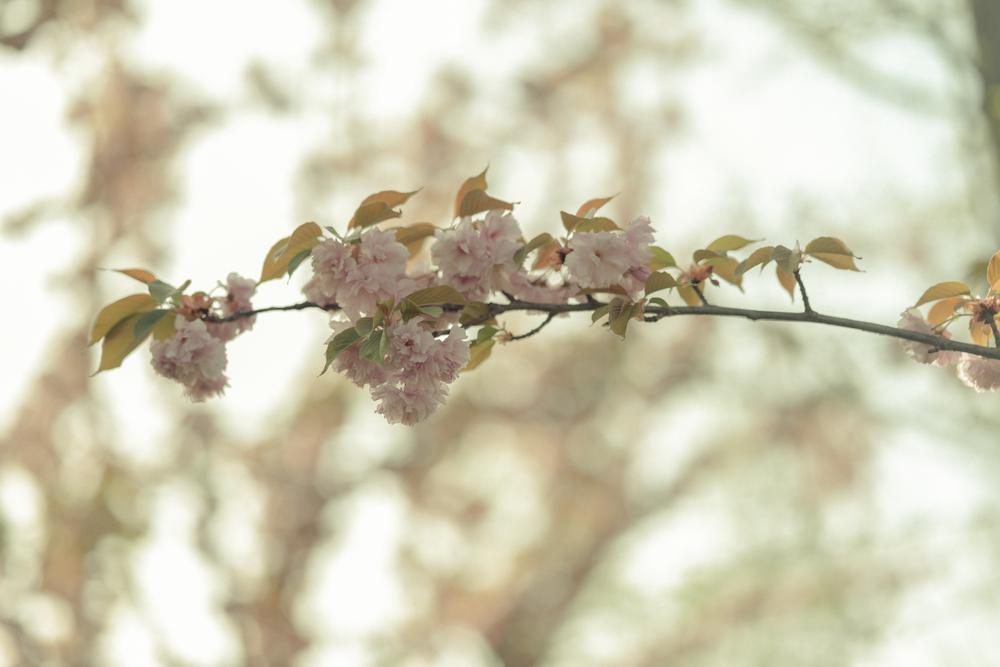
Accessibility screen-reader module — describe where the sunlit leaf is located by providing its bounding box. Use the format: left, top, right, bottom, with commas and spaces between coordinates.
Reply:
677, 284, 701, 306
645, 271, 677, 296
112, 268, 156, 284
776, 266, 796, 301
914, 281, 971, 307
152, 312, 177, 340
591, 304, 611, 323
348, 190, 420, 229
771, 245, 801, 276
988, 250, 1000, 288
513, 232, 554, 266
735, 246, 775, 275
649, 247, 676, 271
692, 249, 719, 263
90, 294, 158, 346
94, 313, 149, 374
454, 166, 489, 218
707, 235, 758, 254
260, 221, 323, 283
928, 296, 967, 326
576, 194, 616, 218
464, 338, 495, 371
971, 319, 992, 347
394, 222, 438, 257
804, 236, 861, 271
574, 217, 619, 233
704, 256, 743, 289
458, 190, 514, 218
608, 298, 634, 338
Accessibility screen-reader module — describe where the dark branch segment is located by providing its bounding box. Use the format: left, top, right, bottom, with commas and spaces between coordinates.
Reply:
211, 297, 1000, 362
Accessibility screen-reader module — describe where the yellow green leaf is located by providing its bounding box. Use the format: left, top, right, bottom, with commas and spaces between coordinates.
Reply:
707, 235, 758, 254
704, 256, 743, 289
914, 281, 971, 307
113, 268, 156, 284
649, 247, 676, 270
454, 166, 489, 218
394, 222, 438, 257
971, 319, 991, 347
735, 246, 775, 275
464, 338, 495, 371
678, 284, 701, 306
513, 232, 554, 266
348, 190, 420, 229
607, 297, 633, 338
645, 271, 677, 296
575, 194, 616, 218
152, 312, 177, 340
457, 189, 514, 218
90, 294, 158, 346
804, 236, 861, 271
260, 222, 323, 283
574, 217, 619, 233
95, 313, 150, 373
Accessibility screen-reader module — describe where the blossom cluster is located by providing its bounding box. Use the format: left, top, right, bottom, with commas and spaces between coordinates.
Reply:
897, 308, 1000, 392
150, 273, 256, 401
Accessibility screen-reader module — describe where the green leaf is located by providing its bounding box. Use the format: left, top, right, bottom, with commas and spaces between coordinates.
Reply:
707, 235, 758, 253
645, 271, 677, 295
321, 328, 362, 375
148, 280, 176, 304
286, 249, 312, 279
914, 281, 971, 307
735, 246, 775, 275
804, 236, 861, 271
359, 330, 385, 363
348, 190, 421, 229
460, 301, 493, 326
591, 304, 611, 323
692, 249, 719, 264
513, 232, 554, 266
608, 297, 634, 338
403, 285, 467, 307
133, 309, 170, 342
464, 338, 495, 371
94, 313, 150, 374
90, 294, 158, 345
476, 325, 499, 344
649, 247, 676, 270
354, 317, 375, 337
647, 297, 668, 309
704, 256, 743, 289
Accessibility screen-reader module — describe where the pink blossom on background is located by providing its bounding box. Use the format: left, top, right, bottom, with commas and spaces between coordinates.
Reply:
564, 231, 632, 289
151, 316, 229, 401
957, 354, 1000, 392
565, 216, 655, 296
207, 273, 257, 342
432, 211, 524, 299
372, 380, 448, 426
897, 309, 959, 367
302, 238, 356, 306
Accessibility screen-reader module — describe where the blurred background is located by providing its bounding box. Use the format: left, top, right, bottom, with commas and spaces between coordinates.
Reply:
2, 0, 1000, 665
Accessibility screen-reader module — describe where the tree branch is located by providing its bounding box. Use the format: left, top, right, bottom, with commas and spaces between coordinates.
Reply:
508, 312, 557, 341
212, 298, 1000, 362
793, 270, 814, 315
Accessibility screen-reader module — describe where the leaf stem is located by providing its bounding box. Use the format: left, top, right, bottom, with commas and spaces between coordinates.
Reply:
794, 270, 814, 315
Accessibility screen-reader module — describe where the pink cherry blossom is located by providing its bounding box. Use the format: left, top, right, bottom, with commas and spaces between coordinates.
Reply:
207, 273, 257, 342
564, 231, 632, 289
431, 211, 525, 299
897, 309, 958, 367
302, 238, 356, 306
151, 316, 229, 401
372, 380, 448, 426
957, 354, 1000, 392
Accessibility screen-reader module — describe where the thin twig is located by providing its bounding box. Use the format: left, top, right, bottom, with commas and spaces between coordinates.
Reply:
794, 270, 814, 315
508, 312, 557, 341
691, 285, 710, 305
